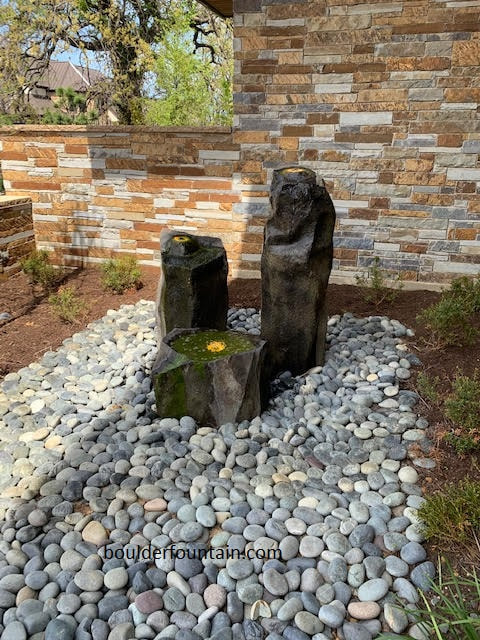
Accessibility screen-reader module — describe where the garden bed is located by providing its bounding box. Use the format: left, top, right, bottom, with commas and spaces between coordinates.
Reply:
1, 269, 480, 569
0, 267, 159, 377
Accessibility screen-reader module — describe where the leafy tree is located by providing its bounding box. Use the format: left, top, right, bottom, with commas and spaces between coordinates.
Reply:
0, 0, 231, 125
145, 2, 233, 126
0, 0, 65, 120
42, 87, 99, 124
0, 0, 172, 124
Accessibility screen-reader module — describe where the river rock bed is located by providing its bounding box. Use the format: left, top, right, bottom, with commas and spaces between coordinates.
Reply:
0, 301, 435, 640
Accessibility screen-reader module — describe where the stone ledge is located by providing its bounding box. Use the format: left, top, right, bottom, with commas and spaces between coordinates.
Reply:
0, 125, 233, 135
0, 195, 32, 209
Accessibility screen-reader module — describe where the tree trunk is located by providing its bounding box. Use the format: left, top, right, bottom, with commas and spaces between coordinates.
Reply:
112, 51, 144, 124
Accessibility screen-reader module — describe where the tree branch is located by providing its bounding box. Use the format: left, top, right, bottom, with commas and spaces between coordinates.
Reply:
190, 19, 216, 63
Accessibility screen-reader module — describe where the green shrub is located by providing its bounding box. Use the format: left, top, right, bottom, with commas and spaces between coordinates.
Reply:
20, 250, 58, 290
444, 370, 480, 452
416, 369, 480, 453
355, 257, 404, 307
378, 560, 480, 640
449, 276, 480, 312
49, 286, 87, 323
417, 479, 480, 548
419, 296, 477, 348
417, 276, 480, 348
101, 256, 142, 294
416, 372, 442, 405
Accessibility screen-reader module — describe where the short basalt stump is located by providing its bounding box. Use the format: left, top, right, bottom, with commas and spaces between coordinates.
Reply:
152, 328, 267, 426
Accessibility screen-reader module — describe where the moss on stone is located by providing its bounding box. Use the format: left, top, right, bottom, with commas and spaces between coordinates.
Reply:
156, 366, 187, 418
171, 330, 254, 363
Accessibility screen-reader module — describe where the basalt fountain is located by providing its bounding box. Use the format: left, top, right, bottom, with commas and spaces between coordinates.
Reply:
152, 167, 336, 427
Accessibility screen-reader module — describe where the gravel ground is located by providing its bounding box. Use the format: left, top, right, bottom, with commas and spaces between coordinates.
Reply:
0, 301, 435, 640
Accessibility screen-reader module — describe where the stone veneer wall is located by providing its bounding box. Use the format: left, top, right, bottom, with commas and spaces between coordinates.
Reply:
0, 196, 35, 280
233, 0, 480, 283
0, 126, 263, 277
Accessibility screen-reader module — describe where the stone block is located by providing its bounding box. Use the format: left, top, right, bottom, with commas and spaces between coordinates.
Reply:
452, 41, 480, 66
152, 328, 267, 426
315, 84, 352, 94
447, 168, 480, 181
339, 112, 393, 126
156, 231, 228, 340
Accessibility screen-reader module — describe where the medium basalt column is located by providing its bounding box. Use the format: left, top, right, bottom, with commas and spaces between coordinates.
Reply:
261, 166, 336, 378
156, 231, 228, 339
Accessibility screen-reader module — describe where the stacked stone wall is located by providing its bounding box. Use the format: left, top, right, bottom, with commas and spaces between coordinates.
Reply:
233, 0, 480, 283
0, 127, 256, 276
0, 196, 35, 280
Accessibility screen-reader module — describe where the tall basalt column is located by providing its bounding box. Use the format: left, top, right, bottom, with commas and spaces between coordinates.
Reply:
156, 231, 228, 340
261, 167, 336, 378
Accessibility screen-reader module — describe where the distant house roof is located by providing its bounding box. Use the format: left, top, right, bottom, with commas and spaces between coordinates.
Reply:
35, 60, 106, 93
26, 60, 112, 116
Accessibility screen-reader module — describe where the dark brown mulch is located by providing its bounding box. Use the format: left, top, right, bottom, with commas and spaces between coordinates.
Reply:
0, 267, 159, 378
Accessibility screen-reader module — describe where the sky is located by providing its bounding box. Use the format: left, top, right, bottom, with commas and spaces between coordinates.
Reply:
54, 47, 104, 73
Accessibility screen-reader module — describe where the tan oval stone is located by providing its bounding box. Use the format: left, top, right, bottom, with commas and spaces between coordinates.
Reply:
82, 521, 108, 545
143, 498, 167, 512
347, 601, 381, 620
16, 586, 37, 605
298, 497, 318, 509
272, 473, 289, 483
1, 487, 21, 498
45, 435, 63, 449
338, 478, 354, 492
19, 427, 50, 442
215, 512, 230, 524
27, 477, 47, 492
289, 471, 307, 482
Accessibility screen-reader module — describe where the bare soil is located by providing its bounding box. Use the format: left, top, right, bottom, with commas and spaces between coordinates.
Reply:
0, 267, 159, 377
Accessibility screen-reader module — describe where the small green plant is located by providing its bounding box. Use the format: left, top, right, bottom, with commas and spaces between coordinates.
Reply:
444, 370, 480, 453
101, 256, 142, 294
449, 276, 480, 312
20, 249, 58, 291
0, 114, 15, 125
418, 296, 477, 348
416, 371, 442, 405
49, 286, 87, 323
355, 257, 404, 307
378, 560, 480, 640
417, 276, 480, 348
41, 87, 99, 125
417, 479, 480, 549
